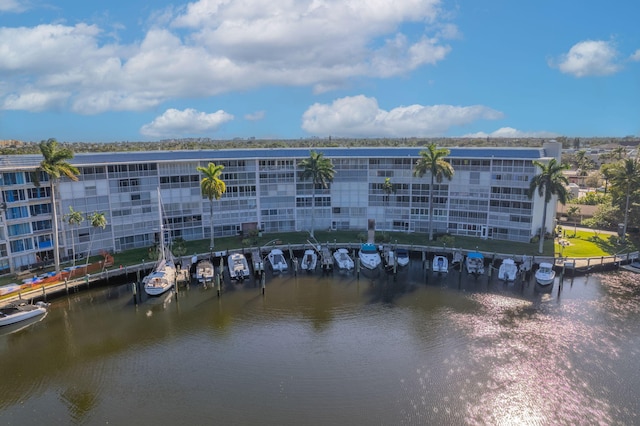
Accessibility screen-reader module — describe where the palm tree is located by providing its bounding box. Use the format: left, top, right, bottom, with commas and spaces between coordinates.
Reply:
382, 177, 395, 231
197, 162, 226, 250
85, 212, 107, 267
527, 158, 570, 254
413, 143, 454, 241
65, 206, 84, 266
34, 138, 79, 274
298, 151, 335, 239
609, 158, 640, 243
567, 205, 581, 236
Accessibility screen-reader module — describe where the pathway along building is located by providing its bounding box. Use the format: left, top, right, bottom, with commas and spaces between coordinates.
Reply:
0, 142, 561, 274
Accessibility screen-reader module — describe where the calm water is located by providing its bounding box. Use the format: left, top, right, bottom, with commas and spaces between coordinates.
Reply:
1, 261, 639, 425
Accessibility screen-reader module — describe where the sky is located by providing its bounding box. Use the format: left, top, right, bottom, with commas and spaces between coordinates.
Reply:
0, 0, 639, 143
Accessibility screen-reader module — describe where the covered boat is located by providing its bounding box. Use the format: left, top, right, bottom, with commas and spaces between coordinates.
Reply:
268, 249, 288, 272
333, 248, 355, 270
498, 258, 518, 282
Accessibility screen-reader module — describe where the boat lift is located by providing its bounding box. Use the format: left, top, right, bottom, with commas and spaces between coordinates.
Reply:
307, 237, 333, 273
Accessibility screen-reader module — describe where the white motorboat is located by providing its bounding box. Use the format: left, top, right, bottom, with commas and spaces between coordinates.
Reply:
0, 301, 48, 327
300, 249, 317, 272
498, 258, 518, 282
144, 189, 176, 297
268, 249, 288, 272
432, 255, 449, 274
333, 248, 355, 270
358, 243, 381, 270
535, 262, 556, 285
465, 252, 485, 276
396, 248, 409, 267
195, 259, 215, 283
228, 253, 250, 281
451, 250, 463, 266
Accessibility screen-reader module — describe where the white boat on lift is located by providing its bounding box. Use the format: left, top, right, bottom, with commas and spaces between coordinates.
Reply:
358, 243, 381, 270
0, 301, 49, 327
333, 248, 355, 271
228, 253, 250, 281
432, 255, 449, 274
268, 249, 288, 272
535, 262, 556, 286
195, 259, 215, 283
300, 249, 318, 272
396, 248, 409, 267
498, 258, 518, 282
465, 252, 485, 277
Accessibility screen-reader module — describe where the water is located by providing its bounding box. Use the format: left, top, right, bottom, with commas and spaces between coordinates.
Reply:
1, 262, 639, 425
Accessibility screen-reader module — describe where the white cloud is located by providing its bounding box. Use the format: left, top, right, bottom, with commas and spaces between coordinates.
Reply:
630, 49, 640, 62
462, 127, 559, 138
140, 108, 234, 138
1, 90, 69, 111
301, 95, 503, 137
244, 111, 265, 121
0, 0, 456, 113
554, 40, 621, 77
0, 0, 28, 13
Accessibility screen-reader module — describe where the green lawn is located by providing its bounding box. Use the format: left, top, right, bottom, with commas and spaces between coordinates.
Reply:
555, 229, 636, 258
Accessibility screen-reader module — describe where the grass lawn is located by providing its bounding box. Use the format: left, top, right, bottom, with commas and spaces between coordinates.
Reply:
556, 228, 637, 258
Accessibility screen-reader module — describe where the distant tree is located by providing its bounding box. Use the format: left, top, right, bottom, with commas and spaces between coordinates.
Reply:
566, 205, 581, 236
609, 158, 640, 243
413, 143, 454, 241
65, 206, 84, 265
527, 158, 570, 254
34, 138, 80, 274
298, 151, 335, 238
197, 162, 226, 249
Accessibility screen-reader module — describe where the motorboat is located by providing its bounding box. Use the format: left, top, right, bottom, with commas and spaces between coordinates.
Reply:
432, 255, 448, 274
0, 301, 48, 327
395, 248, 409, 267
535, 262, 556, 286
333, 248, 355, 271
268, 249, 288, 272
465, 252, 485, 276
228, 253, 250, 281
383, 248, 396, 271
195, 259, 215, 283
144, 189, 176, 297
498, 258, 518, 282
358, 243, 381, 270
300, 249, 317, 272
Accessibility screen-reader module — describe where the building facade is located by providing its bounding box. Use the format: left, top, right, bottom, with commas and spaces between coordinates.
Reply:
0, 142, 561, 274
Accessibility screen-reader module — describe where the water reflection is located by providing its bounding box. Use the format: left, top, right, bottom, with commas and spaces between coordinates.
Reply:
0, 265, 639, 425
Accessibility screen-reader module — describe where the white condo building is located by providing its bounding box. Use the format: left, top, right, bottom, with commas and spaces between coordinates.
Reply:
0, 142, 561, 274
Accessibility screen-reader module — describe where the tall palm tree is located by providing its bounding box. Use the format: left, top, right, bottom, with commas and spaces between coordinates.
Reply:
413, 143, 454, 241
197, 162, 226, 250
298, 151, 335, 239
65, 206, 84, 266
527, 158, 570, 254
85, 212, 107, 267
609, 158, 640, 243
34, 138, 79, 274
382, 177, 395, 231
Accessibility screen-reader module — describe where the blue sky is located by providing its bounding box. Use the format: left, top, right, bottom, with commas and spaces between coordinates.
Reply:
1, 0, 639, 142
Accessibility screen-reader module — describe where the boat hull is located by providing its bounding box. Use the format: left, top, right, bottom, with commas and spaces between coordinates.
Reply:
0, 302, 48, 327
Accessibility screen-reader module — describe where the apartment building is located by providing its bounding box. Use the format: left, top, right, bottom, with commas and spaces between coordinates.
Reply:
0, 142, 561, 274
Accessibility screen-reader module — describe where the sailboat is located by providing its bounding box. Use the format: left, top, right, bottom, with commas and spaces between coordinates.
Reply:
143, 189, 176, 297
